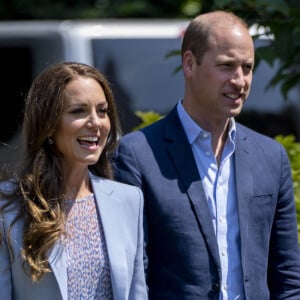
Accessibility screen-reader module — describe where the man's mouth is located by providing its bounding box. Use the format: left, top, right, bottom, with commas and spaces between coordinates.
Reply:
224, 92, 241, 100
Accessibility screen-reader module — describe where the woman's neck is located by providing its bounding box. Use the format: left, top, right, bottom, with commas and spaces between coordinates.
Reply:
63, 167, 92, 200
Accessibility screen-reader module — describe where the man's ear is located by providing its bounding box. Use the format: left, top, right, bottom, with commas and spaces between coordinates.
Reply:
182, 50, 195, 76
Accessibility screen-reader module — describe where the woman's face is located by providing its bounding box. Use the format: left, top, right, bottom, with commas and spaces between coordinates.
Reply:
53, 77, 111, 171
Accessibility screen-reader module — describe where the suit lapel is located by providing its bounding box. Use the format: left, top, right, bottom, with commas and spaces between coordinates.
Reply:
164, 109, 221, 271
90, 175, 127, 300
234, 126, 253, 265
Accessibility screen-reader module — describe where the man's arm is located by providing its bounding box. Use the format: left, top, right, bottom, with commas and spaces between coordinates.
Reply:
113, 135, 150, 284
268, 145, 300, 299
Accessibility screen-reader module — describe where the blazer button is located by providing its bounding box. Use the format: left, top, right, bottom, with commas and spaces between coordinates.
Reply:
212, 283, 220, 292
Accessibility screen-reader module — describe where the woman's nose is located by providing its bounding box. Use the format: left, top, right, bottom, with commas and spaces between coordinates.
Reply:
86, 112, 101, 129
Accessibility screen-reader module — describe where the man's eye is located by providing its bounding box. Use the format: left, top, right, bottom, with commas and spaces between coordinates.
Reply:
218, 63, 232, 68
244, 65, 253, 71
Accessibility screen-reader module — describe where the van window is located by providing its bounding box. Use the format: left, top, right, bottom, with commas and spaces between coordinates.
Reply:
0, 46, 32, 166
0, 32, 66, 168
92, 38, 184, 132
92, 36, 300, 138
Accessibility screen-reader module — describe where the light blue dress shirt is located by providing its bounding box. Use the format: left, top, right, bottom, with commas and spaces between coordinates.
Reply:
177, 101, 245, 300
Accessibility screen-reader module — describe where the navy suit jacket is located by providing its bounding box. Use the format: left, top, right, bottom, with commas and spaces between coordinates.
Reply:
0, 174, 148, 300
113, 106, 300, 299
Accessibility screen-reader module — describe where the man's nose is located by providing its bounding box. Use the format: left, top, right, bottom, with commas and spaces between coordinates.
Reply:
230, 70, 245, 87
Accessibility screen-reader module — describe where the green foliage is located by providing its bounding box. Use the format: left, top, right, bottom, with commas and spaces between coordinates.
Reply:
210, 0, 300, 100
181, 0, 203, 17
132, 111, 164, 131
163, 0, 300, 101
275, 134, 300, 239
0, 0, 189, 20
1, 0, 299, 237
2, 0, 300, 102
0, 0, 100, 19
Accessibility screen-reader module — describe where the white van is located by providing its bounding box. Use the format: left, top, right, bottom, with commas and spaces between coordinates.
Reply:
0, 20, 299, 167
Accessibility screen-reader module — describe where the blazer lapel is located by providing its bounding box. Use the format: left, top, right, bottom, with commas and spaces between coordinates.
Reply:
164, 109, 221, 271
47, 174, 127, 300
90, 175, 127, 300
48, 242, 68, 300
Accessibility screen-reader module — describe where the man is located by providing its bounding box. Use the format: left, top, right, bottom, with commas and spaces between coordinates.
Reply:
113, 11, 300, 299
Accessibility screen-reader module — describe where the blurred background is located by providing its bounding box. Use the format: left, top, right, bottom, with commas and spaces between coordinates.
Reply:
0, 0, 300, 164
0, 0, 299, 238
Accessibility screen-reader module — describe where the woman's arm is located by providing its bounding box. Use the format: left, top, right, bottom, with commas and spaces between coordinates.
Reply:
128, 187, 148, 300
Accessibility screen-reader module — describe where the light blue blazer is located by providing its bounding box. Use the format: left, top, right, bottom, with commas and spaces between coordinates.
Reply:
0, 173, 148, 300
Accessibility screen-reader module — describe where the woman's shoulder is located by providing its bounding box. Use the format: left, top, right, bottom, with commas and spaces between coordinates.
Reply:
90, 174, 143, 200
0, 179, 19, 212
0, 178, 18, 195
96, 176, 141, 193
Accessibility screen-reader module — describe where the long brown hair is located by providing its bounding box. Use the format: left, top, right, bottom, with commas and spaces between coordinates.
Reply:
1, 62, 121, 281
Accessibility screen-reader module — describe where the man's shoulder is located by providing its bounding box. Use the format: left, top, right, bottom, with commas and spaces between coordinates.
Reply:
237, 122, 276, 141
121, 115, 167, 143
236, 122, 284, 150
121, 106, 179, 142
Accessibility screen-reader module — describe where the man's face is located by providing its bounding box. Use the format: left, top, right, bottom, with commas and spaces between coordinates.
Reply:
184, 23, 255, 128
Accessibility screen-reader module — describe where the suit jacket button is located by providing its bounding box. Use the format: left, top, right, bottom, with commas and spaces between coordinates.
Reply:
212, 283, 220, 292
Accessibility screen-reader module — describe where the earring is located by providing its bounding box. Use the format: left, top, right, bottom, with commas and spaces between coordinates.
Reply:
48, 137, 53, 145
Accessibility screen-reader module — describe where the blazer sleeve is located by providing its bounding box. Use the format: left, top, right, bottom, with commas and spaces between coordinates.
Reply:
128, 187, 148, 300
0, 213, 13, 300
268, 145, 300, 298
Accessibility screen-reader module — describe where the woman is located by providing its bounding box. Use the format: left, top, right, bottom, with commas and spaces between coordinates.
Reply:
0, 62, 147, 300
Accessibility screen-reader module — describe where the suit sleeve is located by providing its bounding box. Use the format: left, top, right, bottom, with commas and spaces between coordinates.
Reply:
0, 215, 13, 299
113, 137, 143, 189
268, 145, 300, 298
113, 137, 149, 291
128, 187, 148, 300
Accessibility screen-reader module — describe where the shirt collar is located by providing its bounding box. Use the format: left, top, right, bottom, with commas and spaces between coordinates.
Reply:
177, 99, 236, 144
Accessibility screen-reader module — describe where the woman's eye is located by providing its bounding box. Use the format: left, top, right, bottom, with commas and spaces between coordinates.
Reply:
70, 108, 85, 114
67, 106, 109, 116
98, 108, 109, 115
